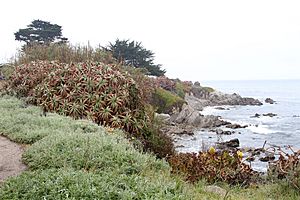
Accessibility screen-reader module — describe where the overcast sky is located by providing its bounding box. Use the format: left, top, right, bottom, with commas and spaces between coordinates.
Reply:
1, 0, 300, 81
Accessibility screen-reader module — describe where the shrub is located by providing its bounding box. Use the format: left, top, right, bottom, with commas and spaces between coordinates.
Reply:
5, 60, 64, 97
7, 61, 148, 136
152, 88, 185, 114
16, 43, 116, 65
122, 66, 157, 104
175, 82, 185, 98
0, 63, 15, 80
202, 86, 215, 93
168, 149, 258, 185
268, 150, 300, 191
141, 106, 175, 158
155, 76, 176, 92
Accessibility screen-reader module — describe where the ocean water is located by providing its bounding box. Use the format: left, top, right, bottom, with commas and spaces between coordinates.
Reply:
174, 79, 300, 171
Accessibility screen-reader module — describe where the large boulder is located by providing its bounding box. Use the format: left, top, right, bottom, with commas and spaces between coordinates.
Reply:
171, 104, 230, 128
172, 104, 203, 126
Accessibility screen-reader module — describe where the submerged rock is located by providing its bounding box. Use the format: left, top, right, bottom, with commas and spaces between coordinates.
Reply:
265, 98, 275, 104
217, 138, 240, 148
262, 113, 277, 117
211, 129, 235, 135
215, 106, 228, 110
226, 123, 248, 129
251, 113, 261, 118
259, 154, 275, 162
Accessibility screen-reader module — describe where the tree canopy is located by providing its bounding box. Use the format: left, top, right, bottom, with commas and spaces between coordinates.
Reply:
108, 39, 165, 76
14, 20, 68, 45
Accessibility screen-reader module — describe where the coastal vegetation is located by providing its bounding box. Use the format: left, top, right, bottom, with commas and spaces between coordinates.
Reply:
0, 20, 300, 199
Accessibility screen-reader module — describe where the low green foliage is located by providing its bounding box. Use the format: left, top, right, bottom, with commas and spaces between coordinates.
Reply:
202, 86, 215, 93
23, 131, 167, 174
0, 64, 14, 79
175, 82, 185, 98
0, 95, 103, 144
0, 96, 197, 199
0, 169, 194, 200
152, 88, 186, 114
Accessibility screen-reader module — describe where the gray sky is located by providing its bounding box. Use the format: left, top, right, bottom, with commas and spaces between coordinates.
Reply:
1, 0, 300, 81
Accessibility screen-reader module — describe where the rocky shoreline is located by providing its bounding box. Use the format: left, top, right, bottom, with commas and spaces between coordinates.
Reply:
159, 87, 263, 137
158, 86, 279, 170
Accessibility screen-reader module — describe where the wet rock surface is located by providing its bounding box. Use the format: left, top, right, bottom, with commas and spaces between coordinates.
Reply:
225, 123, 248, 129
262, 113, 277, 117
265, 98, 275, 104
217, 138, 240, 148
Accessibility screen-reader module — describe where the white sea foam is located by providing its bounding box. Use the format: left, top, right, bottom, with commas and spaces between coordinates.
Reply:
224, 119, 249, 126
200, 106, 217, 115
246, 124, 276, 134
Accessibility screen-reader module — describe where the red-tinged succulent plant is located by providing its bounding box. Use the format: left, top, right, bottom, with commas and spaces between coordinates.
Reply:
7, 61, 148, 136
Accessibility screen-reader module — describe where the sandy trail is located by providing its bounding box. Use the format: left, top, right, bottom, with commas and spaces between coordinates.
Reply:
0, 135, 27, 183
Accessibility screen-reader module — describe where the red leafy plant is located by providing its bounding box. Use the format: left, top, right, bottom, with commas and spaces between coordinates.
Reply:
168, 149, 258, 186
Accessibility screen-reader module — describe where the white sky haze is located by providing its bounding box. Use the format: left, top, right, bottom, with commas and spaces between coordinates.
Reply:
1, 0, 300, 81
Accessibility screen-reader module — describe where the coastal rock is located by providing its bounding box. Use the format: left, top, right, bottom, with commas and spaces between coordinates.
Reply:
172, 104, 203, 126
259, 153, 275, 162
217, 138, 240, 148
185, 95, 204, 111
186, 88, 262, 109
204, 185, 227, 198
155, 113, 170, 122
215, 106, 229, 110
251, 113, 261, 118
262, 113, 277, 117
265, 98, 275, 104
214, 129, 235, 135
171, 103, 231, 128
225, 123, 248, 129
199, 115, 231, 128
161, 125, 195, 136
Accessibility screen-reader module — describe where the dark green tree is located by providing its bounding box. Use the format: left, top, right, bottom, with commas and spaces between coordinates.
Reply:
108, 39, 165, 76
14, 19, 68, 45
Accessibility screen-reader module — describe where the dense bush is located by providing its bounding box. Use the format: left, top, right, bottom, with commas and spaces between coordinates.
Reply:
168, 149, 258, 185
7, 61, 148, 136
122, 66, 157, 104
152, 88, 186, 114
6, 61, 63, 97
155, 76, 176, 92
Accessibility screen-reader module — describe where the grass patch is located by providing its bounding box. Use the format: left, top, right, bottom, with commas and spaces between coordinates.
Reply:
0, 95, 103, 144
23, 131, 168, 175
0, 169, 195, 200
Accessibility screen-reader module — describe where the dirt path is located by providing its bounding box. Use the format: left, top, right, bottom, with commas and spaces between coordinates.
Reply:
0, 135, 27, 183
